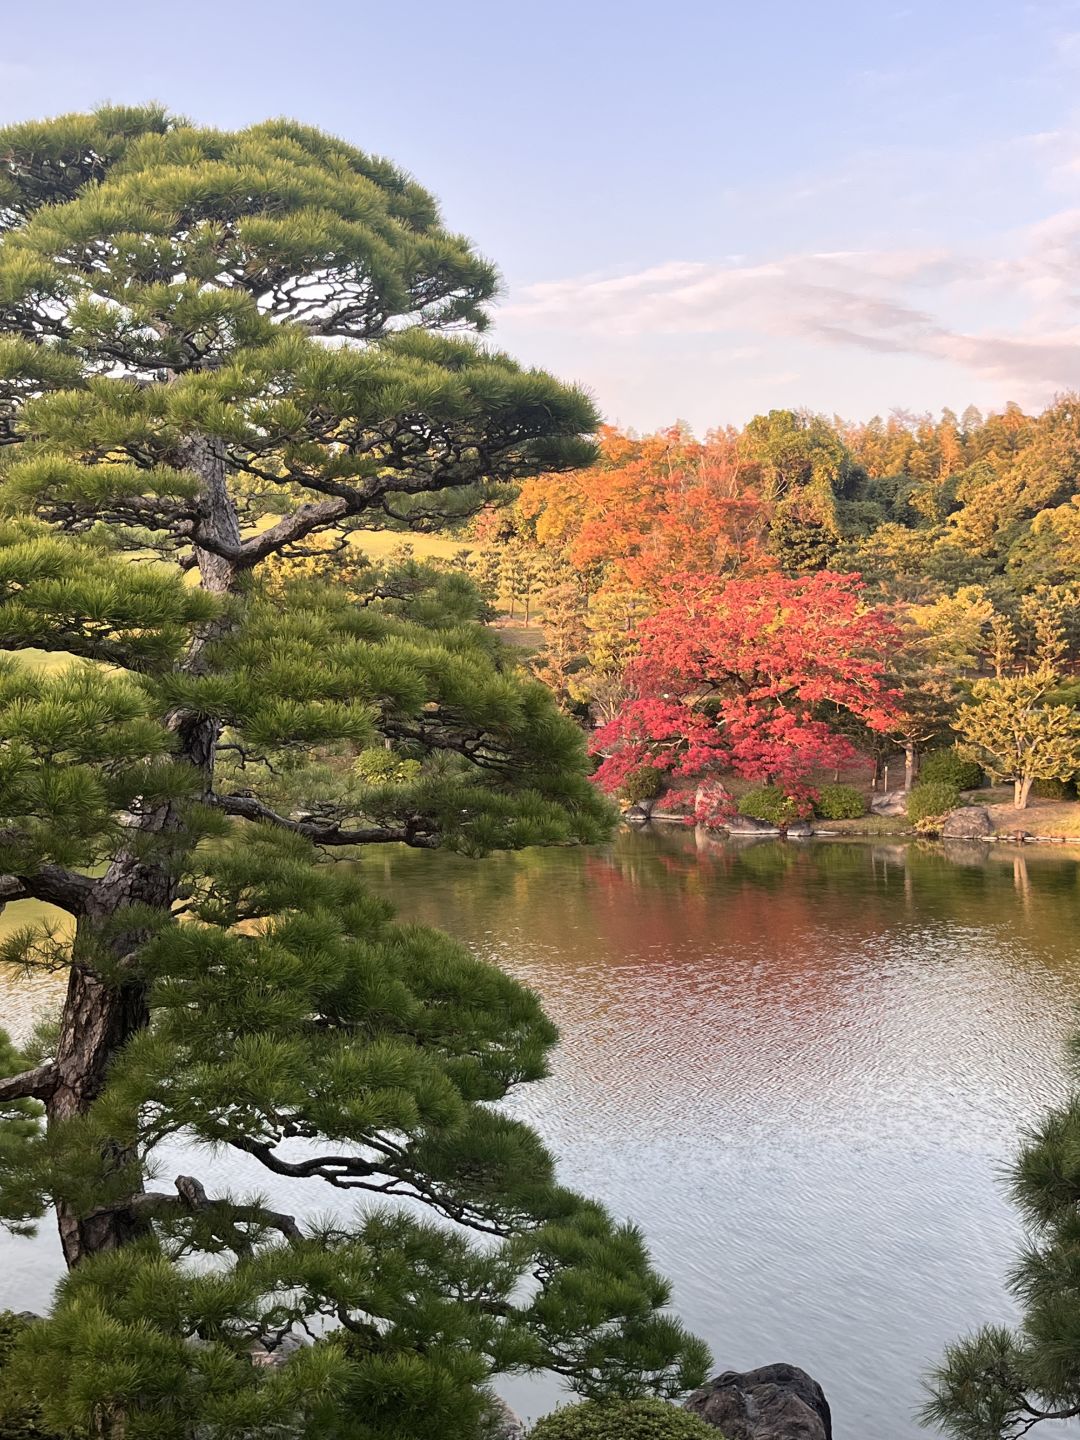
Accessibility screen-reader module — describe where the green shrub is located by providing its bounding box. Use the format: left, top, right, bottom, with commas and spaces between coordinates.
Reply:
1031, 776, 1077, 800
918, 749, 983, 792
814, 783, 866, 819
621, 766, 664, 806
353, 747, 422, 785
529, 1398, 715, 1440
737, 785, 799, 825
0, 1312, 61, 1440
906, 781, 960, 828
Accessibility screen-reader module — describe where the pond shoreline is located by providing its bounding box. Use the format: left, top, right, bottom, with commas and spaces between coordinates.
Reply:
630, 813, 1080, 845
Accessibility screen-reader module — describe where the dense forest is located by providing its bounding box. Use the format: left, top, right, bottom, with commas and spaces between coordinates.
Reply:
466, 404, 1080, 818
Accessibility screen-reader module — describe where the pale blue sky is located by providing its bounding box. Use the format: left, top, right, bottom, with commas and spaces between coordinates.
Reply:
3, 0, 1080, 430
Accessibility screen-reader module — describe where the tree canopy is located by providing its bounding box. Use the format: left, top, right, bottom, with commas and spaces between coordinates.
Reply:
0, 106, 707, 1439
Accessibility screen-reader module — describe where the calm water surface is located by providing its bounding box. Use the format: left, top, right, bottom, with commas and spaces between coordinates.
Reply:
4, 829, 1080, 1437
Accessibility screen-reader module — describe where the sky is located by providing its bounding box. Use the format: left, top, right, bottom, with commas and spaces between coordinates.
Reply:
3, 0, 1080, 433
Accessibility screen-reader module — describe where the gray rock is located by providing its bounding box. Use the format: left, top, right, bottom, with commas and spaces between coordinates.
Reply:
684, 1364, 831, 1440
870, 790, 908, 816
784, 820, 814, 839
726, 815, 782, 835
940, 804, 992, 840
625, 799, 656, 823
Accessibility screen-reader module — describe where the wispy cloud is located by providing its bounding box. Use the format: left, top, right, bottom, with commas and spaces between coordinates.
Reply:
500, 217, 1080, 404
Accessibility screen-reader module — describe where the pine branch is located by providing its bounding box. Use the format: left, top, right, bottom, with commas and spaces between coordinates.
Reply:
0, 1060, 58, 1102
227, 1137, 514, 1236
0, 866, 94, 914
212, 792, 440, 848
85, 1174, 303, 1255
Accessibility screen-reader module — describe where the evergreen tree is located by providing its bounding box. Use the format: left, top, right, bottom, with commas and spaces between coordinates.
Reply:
955, 617, 1080, 808
531, 577, 588, 712
923, 1033, 1080, 1438
0, 108, 706, 1438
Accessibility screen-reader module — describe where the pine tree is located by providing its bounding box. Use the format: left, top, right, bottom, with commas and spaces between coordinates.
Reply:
923, 1034, 1080, 1438
531, 577, 588, 711
0, 108, 707, 1438
955, 617, 1080, 808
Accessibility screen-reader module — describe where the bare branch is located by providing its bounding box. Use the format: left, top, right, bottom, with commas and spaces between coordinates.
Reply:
0, 865, 94, 915
85, 1174, 303, 1255
226, 1137, 513, 1236
0, 1060, 58, 1103
236, 498, 350, 569
212, 792, 439, 848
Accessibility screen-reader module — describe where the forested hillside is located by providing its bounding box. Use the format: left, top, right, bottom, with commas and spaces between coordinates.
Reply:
473, 404, 1080, 818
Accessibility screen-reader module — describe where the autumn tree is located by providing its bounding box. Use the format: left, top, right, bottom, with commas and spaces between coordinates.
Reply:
740, 409, 859, 572
517, 425, 767, 600
0, 107, 707, 1438
591, 570, 898, 808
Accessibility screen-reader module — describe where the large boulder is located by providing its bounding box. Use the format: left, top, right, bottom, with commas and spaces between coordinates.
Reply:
940, 804, 992, 840
684, 1364, 831, 1440
870, 790, 907, 816
624, 801, 655, 824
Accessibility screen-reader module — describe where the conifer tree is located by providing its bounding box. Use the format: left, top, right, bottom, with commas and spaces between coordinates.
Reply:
0, 107, 707, 1438
924, 1033, 1080, 1438
955, 615, 1080, 808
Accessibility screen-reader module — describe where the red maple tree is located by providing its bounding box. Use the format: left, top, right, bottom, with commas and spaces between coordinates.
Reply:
591, 570, 899, 811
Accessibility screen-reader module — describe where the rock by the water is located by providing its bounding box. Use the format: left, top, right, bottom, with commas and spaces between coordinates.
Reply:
625, 797, 659, 823
940, 804, 992, 840
784, 820, 814, 838
684, 1364, 831, 1440
726, 815, 782, 835
870, 790, 907, 816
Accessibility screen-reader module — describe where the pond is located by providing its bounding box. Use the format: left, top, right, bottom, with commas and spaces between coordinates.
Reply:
4, 828, 1080, 1437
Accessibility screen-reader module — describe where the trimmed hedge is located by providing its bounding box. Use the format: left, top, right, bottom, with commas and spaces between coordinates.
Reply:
621, 766, 665, 806
1031, 776, 1076, 800
529, 1398, 715, 1440
906, 781, 960, 827
814, 783, 865, 820
737, 785, 798, 826
918, 749, 983, 792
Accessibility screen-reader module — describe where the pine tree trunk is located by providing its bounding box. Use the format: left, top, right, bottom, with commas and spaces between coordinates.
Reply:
904, 741, 916, 792
48, 433, 239, 1268
50, 964, 151, 1265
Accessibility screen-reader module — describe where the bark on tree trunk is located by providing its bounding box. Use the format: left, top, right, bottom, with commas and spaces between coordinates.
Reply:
48, 803, 195, 1266
47, 431, 240, 1269
904, 742, 916, 792
1015, 776, 1033, 808
49, 967, 151, 1266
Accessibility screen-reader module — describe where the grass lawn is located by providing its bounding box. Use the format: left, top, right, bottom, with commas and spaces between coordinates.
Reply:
349, 530, 476, 564
984, 796, 1080, 838
815, 814, 912, 835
